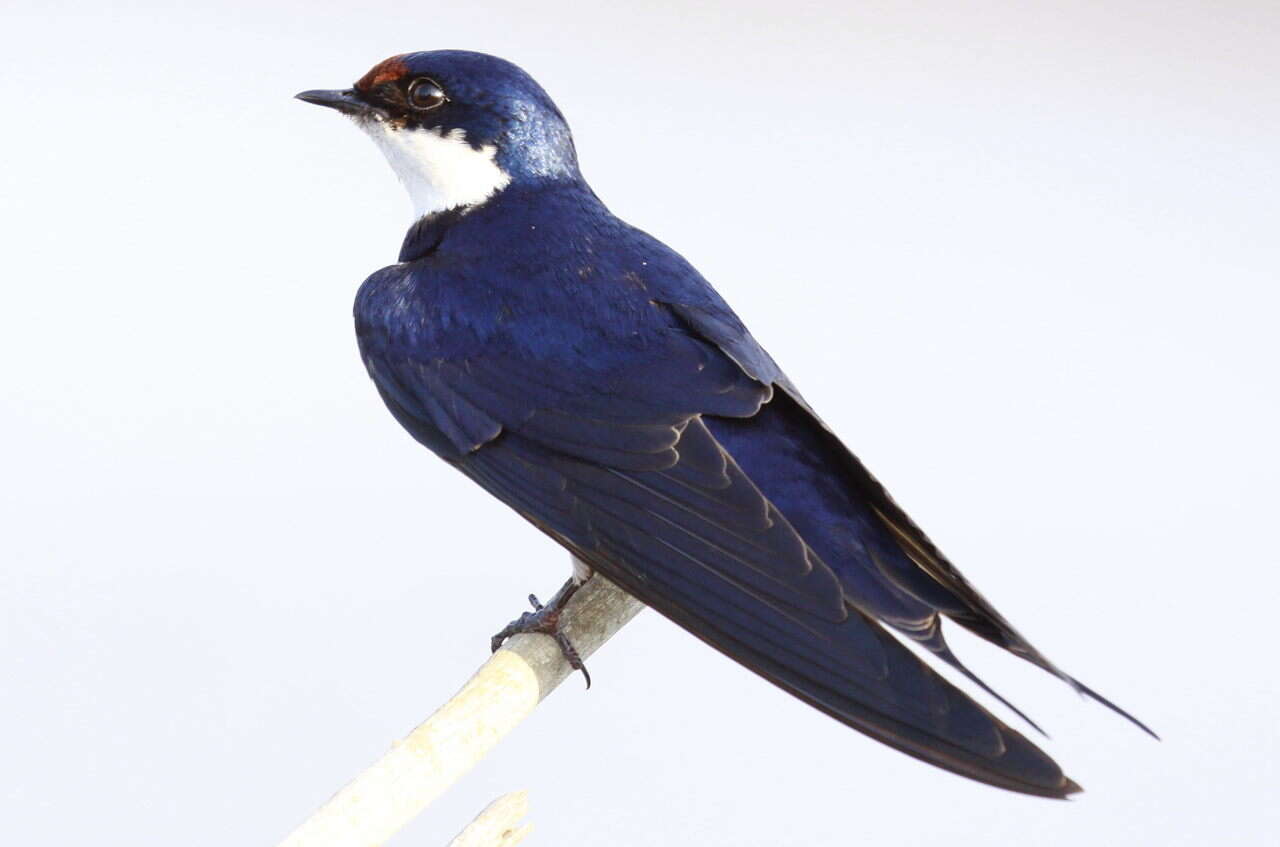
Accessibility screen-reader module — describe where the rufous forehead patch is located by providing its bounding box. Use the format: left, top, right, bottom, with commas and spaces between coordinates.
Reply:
355, 55, 410, 92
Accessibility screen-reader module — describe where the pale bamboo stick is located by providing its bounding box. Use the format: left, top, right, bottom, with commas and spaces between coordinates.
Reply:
445, 791, 532, 847
276, 575, 643, 847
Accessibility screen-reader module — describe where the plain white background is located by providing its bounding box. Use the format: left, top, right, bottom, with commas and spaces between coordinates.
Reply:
3, 1, 1277, 844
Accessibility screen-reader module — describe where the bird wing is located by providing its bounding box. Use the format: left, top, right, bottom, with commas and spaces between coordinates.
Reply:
661, 300, 1155, 739
359, 307, 1082, 797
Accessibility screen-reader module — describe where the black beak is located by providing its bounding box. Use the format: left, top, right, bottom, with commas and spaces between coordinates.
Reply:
294, 88, 385, 119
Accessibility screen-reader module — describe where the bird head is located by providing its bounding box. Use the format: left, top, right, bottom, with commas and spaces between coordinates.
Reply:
297, 50, 579, 220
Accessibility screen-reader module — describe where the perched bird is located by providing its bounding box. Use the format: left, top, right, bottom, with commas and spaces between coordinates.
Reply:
297, 50, 1151, 798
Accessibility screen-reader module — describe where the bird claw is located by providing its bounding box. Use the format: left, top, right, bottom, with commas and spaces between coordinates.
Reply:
490, 578, 591, 688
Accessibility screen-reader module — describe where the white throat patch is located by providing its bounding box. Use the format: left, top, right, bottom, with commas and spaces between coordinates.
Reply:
356, 119, 511, 219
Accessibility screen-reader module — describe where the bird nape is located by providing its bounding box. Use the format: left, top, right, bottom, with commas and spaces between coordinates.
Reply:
296, 49, 1154, 799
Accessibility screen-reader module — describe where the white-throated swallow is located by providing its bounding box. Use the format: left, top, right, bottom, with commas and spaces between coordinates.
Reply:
297, 50, 1154, 798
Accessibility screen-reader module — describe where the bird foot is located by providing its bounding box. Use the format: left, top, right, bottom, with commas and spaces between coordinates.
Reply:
490, 577, 591, 688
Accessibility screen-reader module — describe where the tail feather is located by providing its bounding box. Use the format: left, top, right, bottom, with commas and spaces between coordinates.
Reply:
948, 613, 1159, 739
893, 611, 1049, 738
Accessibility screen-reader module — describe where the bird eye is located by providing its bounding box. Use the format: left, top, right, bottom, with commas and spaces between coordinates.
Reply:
406, 77, 447, 110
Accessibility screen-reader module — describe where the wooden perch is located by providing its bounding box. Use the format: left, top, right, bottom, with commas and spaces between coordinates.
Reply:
446, 791, 532, 847
277, 575, 644, 847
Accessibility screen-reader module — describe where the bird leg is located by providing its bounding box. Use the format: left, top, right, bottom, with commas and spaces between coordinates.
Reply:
490, 575, 592, 688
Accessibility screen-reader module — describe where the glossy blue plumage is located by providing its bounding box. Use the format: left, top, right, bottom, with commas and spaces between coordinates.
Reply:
321, 50, 1152, 798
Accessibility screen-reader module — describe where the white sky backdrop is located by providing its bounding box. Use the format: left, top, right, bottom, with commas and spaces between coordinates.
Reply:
2, 1, 1277, 844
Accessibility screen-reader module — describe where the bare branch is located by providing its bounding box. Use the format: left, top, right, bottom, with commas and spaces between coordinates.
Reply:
276, 575, 644, 847
446, 791, 532, 847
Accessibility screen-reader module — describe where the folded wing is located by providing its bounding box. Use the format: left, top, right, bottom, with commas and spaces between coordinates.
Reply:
360, 313, 1085, 796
